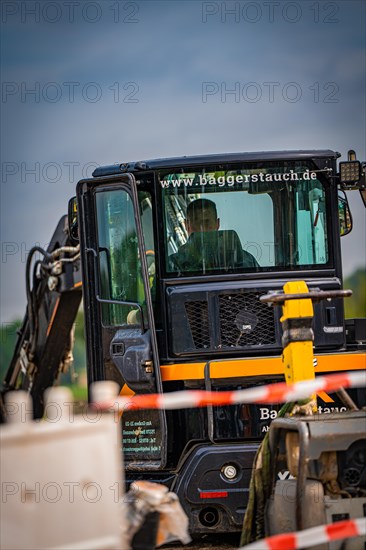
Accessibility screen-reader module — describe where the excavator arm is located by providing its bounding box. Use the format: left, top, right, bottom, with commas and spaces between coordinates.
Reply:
2, 215, 82, 419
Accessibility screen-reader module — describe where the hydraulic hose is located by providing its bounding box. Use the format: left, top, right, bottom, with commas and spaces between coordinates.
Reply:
25, 246, 52, 359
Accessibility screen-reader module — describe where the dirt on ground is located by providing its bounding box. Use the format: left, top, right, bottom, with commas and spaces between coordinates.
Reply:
161, 533, 241, 549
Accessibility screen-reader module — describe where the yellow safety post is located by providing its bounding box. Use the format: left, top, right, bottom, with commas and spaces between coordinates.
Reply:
280, 280, 317, 412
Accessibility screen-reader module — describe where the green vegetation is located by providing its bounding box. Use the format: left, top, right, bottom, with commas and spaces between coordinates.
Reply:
68, 383, 88, 402
0, 320, 22, 383
344, 268, 366, 318
0, 310, 87, 392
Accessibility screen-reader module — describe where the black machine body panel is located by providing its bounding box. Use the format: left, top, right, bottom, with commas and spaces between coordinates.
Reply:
172, 443, 258, 533
165, 277, 345, 360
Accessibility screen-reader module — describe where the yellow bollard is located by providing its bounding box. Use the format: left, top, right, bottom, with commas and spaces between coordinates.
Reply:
280, 281, 317, 412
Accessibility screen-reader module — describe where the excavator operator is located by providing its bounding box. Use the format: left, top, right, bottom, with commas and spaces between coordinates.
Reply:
169, 198, 259, 272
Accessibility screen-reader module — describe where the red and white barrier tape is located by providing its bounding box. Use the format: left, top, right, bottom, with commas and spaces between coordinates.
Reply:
95, 370, 365, 412
241, 517, 366, 549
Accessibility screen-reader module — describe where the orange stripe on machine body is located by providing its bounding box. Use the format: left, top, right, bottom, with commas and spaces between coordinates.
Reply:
117, 384, 135, 418
317, 390, 335, 403
120, 384, 135, 397
46, 297, 60, 337
160, 352, 366, 382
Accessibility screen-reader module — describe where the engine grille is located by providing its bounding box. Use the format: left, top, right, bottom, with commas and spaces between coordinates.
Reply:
185, 300, 210, 349
219, 292, 276, 348
185, 291, 276, 351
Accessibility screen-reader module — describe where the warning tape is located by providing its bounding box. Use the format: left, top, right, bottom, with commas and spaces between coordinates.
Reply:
241, 517, 366, 549
95, 370, 365, 412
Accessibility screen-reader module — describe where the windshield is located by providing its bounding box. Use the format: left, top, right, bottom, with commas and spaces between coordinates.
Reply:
160, 161, 330, 275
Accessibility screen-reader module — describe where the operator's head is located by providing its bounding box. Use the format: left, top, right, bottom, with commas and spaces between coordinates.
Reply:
186, 198, 220, 235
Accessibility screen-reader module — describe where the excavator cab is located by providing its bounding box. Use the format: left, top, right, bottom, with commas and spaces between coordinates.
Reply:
71, 150, 365, 533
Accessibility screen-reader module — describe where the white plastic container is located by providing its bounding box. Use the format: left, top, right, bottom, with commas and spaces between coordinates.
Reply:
1, 385, 127, 550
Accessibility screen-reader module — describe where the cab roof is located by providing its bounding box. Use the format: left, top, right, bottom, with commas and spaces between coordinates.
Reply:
93, 149, 340, 177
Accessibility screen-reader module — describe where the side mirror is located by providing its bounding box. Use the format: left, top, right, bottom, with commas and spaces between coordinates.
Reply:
338, 191, 352, 237
360, 188, 366, 208
68, 196, 79, 243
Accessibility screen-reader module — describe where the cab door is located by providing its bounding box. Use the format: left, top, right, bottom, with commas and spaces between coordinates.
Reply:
77, 173, 167, 469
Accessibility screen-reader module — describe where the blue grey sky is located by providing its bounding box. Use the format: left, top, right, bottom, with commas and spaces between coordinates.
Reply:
1, 0, 365, 322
